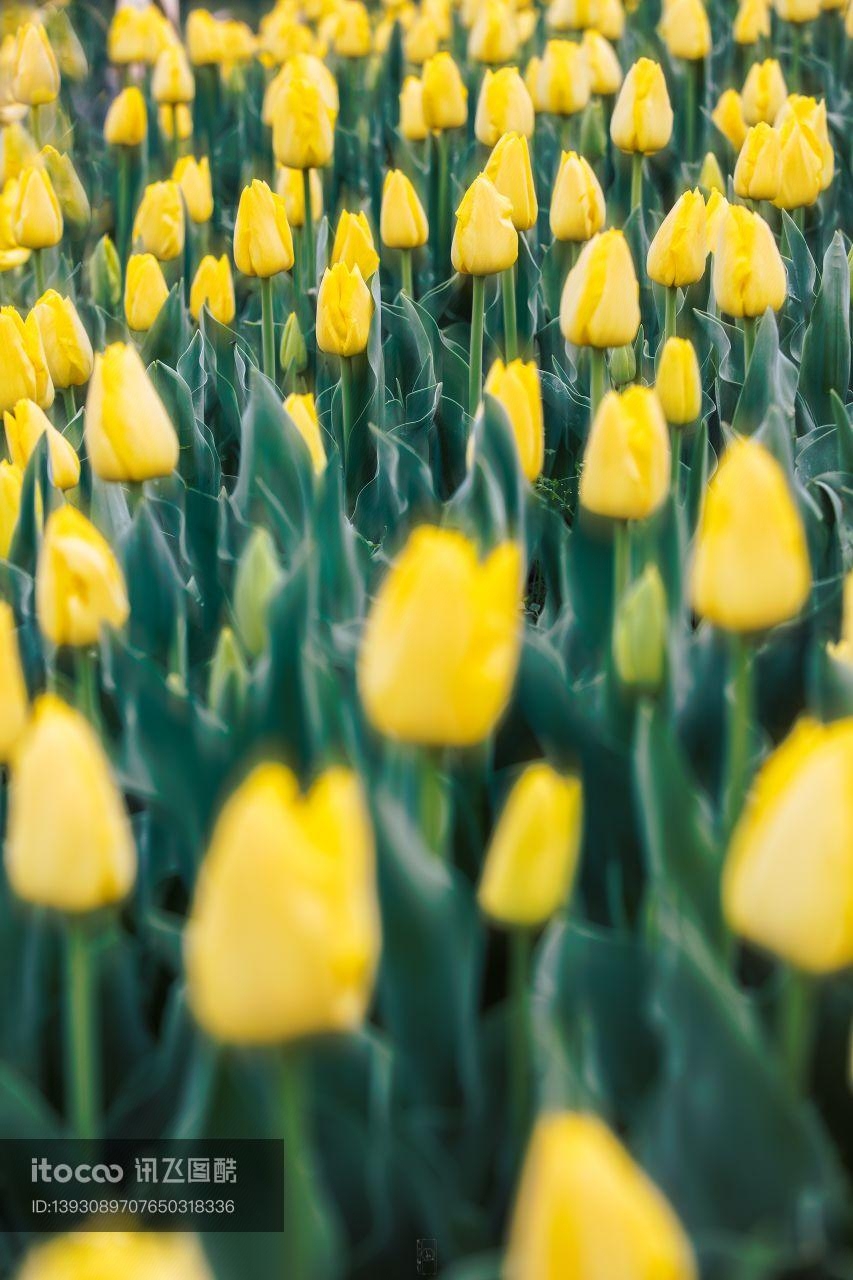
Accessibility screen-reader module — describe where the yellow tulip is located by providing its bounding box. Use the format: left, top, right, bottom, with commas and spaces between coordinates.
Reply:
659, 0, 712, 59
5, 694, 135, 911
580, 386, 670, 519
773, 113, 824, 210
31, 290, 94, 389
691, 437, 810, 631
186, 9, 225, 65
151, 44, 195, 105
698, 150, 727, 193
333, 0, 373, 57
13, 165, 63, 250
468, 0, 519, 63
451, 174, 518, 276
474, 67, 535, 146
734, 0, 772, 42
0, 600, 27, 762
734, 122, 782, 200
533, 40, 591, 115
284, 392, 327, 473
400, 74, 429, 141
124, 252, 170, 331
263, 55, 339, 129
233, 179, 294, 277
741, 58, 787, 125
775, 0, 821, 19
272, 75, 335, 170
712, 88, 749, 150
478, 764, 583, 925
723, 718, 853, 972
550, 150, 606, 242
85, 342, 179, 482
159, 102, 192, 142
172, 155, 213, 224
581, 30, 624, 95
13, 23, 60, 108
104, 86, 148, 147
656, 337, 702, 424
0, 178, 30, 271
132, 180, 185, 261
17, 1233, 213, 1280
316, 263, 373, 357
108, 5, 173, 65
704, 187, 729, 250
0, 461, 22, 556
712, 204, 786, 317
4, 399, 80, 490
276, 165, 323, 228
507, 1112, 698, 1280
647, 189, 708, 288
331, 209, 380, 279
185, 763, 380, 1044
483, 358, 544, 481
775, 95, 833, 190
0, 307, 53, 412
380, 170, 429, 249
421, 53, 468, 131
358, 527, 523, 745
610, 57, 673, 154
560, 229, 641, 349
483, 132, 538, 232
40, 147, 90, 229
404, 13, 441, 65
36, 506, 129, 648
190, 254, 236, 325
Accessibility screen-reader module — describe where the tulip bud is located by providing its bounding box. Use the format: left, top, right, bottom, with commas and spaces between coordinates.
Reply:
85, 343, 179, 483
280, 312, 308, 377
712, 88, 749, 150
483, 133, 538, 232
399, 75, 429, 141
609, 342, 636, 387
533, 40, 591, 115
158, 102, 193, 142
39, 147, 90, 229
741, 58, 787, 125
478, 763, 583, 925
422, 53, 468, 131
483, 358, 544, 481
331, 209, 380, 279
207, 626, 248, 719
0, 461, 22, 557
560, 229, 641, 349
87, 234, 121, 312
108, 6, 173, 66
734, 0, 772, 42
452, 174, 518, 276
36, 507, 129, 647
233, 179, 294, 278
550, 151, 606, 242
17, 1231, 213, 1279
691, 437, 810, 631
5, 694, 136, 912
580, 386, 670, 520
647, 189, 707, 288
4, 399, 80, 491
656, 337, 702, 424
579, 99, 608, 162
172, 155, 213, 225
187, 9, 225, 65
0, 600, 27, 762
132, 180, 185, 262
233, 527, 283, 658
124, 253, 170, 331
723, 718, 853, 972
316, 263, 373, 357
31, 290, 94, 389
507, 1113, 698, 1280
613, 564, 668, 692
132, 67, 172, 146
475, 67, 535, 146
469, 0, 519, 63
190, 255, 236, 325
712, 204, 786, 317
775, 0, 821, 19
733, 122, 782, 201
13, 23, 60, 108
404, 13, 441, 65
357, 526, 523, 745
13, 166, 63, 250
704, 187, 729, 251
380, 170, 429, 250
0, 178, 29, 271
775, 95, 833, 190
582, 30, 623, 95
152, 44, 195, 105
275, 165, 323, 229
272, 76, 335, 170
333, 0, 373, 56
0, 307, 53, 412
0, 123, 37, 186
610, 58, 673, 154
658, 0, 711, 59
773, 113, 823, 210
698, 150, 727, 192
284, 392, 326, 474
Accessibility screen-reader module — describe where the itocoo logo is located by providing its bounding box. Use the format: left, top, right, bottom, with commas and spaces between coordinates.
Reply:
31, 1159, 123, 1184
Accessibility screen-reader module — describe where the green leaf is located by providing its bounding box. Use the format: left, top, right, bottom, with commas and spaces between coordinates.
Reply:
799, 234, 852, 429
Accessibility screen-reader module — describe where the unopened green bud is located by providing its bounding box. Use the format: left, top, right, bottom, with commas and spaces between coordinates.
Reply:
233, 527, 283, 658
87, 234, 121, 311
208, 626, 249, 717
698, 151, 726, 194
45, 9, 88, 81
41, 146, 90, 227
280, 311, 308, 377
613, 564, 667, 693
579, 99, 607, 165
609, 342, 636, 388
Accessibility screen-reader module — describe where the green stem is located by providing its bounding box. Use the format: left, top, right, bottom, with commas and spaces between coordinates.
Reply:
502, 263, 518, 361
468, 274, 485, 417
791, 22, 802, 92
508, 928, 531, 1147
589, 346, 608, 419
340, 354, 354, 473
34, 248, 46, 298
419, 748, 448, 859
436, 130, 450, 278
65, 923, 99, 1140
778, 970, 815, 1095
30, 103, 42, 148
613, 521, 631, 614
260, 276, 275, 382
117, 147, 132, 269
723, 633, 753, 838
62, 386, 77, 426
685, 60, 697, 163
742, 314, 756, 371
400, 247, 414, 298
302, 168, 315, 291
670, 425, 681, 499
664, 286, 678, 342
280, 1052, 310, 1280
630, 152, 643, 212
74, 647, 101, 730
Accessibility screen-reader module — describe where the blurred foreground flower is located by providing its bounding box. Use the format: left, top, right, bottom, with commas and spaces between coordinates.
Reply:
16, 1232, 211, 1280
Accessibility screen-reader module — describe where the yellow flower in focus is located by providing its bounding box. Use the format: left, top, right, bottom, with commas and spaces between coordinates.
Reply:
506, 1112, 698, 1280
733, 122, 782, 200
741, 58, 787, 124
0, 307, 53, 412
580, 386, 670, 520
550, 150, 606, 242
85, 342, 179, 482
773, 112, 824, 210
0, 600, 27, 763
36, 506, 129, 647
185, 763, 380, 1044
400, 74, 429, 140
17, 1233, 213, 1280
316, 263, 373, 356
0, 461, 22, 557
422, 52, 468, 130
478, 763, 583, 925
272, 75, 335, 170
712, 88, 749, 149
533, 40, 592, 115
380, 170, 429, 249
104, 85, 148, 147
474, 67, 535, 146
468, 0, 519, 63
690, 437, 810, 631
712, 204, 786, 317
451, 174, 519, 275
358, 526, 522, 745
190, 254, 236, 325
656, 337, 702, 424
284, 391, 327, 473
582, 29, 623, 95
647, 189, 708, 288
734, 0, 772, 42
13, 23, 60, 108
560, 229, 641, 349
4, 399, 79, 490
152, 43, 195, 105
775, 95, 833, 189
233, 179, 294, 277
173, 155, 213, 224
31, 290, 93, 389
483, 358, 544, 481
658, 0, 711, 59
331, 209, 380, 279
483, 132, 537, 232
13, 166, 62, 250
132, 180, 184, 261
124, 252, 169, 331
723, 718, 853, 972
276, 165, 323, 229
610, 57, 673, 154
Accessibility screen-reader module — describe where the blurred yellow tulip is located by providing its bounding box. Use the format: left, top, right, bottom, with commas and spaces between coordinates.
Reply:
85, 342, 179, 482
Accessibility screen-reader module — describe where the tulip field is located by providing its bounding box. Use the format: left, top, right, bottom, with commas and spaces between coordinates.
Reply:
1, 0, 853, 1274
